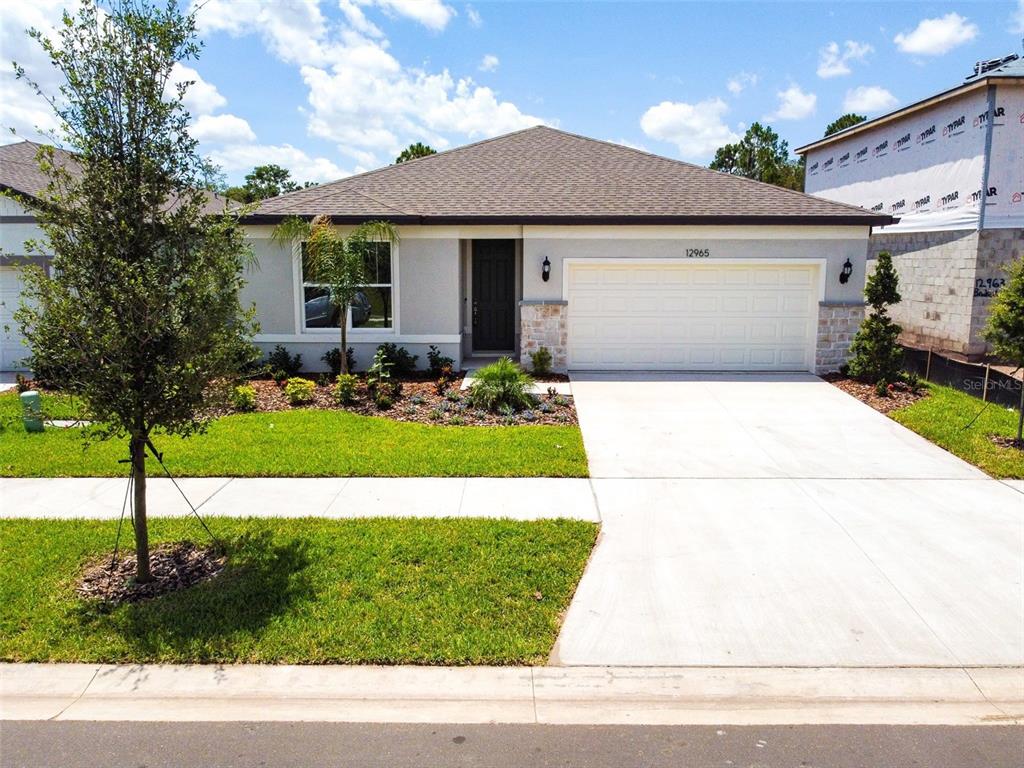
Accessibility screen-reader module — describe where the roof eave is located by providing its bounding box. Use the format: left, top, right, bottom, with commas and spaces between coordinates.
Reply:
241, 213, 891, 227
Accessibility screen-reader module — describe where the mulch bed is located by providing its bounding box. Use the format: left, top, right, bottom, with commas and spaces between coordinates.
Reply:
76, 542, 227, 605
822, 373, 928, 415
224, 375, 578, 427
989, 435, 1024, 451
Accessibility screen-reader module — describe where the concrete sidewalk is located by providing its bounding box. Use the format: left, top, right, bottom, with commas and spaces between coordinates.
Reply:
0, 477, 600, 521
2, 663, 1021, 726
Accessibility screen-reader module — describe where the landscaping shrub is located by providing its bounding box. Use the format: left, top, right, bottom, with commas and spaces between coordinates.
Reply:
333, 374, 358, 404
427, 345, 454, 376
848, 251, 903, 386
982, 254, 1024, 443
530, 346, 552, 376
322, 347, 357, 377
271, 369, 288, 385
376, 343, 418, 376
284, 377, 316, 405
467, 357, 535, 413
231, 384, 257, 412
267, 345, 302, 378
367, 348, 401, 405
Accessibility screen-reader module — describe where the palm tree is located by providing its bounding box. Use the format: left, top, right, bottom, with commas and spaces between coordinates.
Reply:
273, 216, 399, 374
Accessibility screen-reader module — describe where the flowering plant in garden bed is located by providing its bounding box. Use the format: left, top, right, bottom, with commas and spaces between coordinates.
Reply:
215, 374, 577, 426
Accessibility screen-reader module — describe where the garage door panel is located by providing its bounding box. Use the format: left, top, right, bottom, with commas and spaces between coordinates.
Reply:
567, 262, 818, 372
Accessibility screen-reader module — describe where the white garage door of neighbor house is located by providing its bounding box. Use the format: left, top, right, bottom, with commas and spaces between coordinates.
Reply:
1, 266, 30, 372
567, 261, 820, 372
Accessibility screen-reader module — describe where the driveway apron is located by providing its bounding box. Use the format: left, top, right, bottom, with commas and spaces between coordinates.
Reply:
556, 373, 1023, 667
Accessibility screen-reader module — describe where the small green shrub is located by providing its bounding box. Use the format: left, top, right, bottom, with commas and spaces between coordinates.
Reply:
530, 346, 552, 376
231, 384, 257, 412
444, 389, 461, 403
284, 377, 316, 405
848, 251, 903, 384
376, 343, 418, 376
448, 415, 466, 426
467, 357, 535, 413
322, 347, 357, 376
427, 345, 455, 376
334, 374, 359, 404
367, 348, 401, 400
374, 394, 394, 410
271, 369, 288, 385
267, 345, 302, 377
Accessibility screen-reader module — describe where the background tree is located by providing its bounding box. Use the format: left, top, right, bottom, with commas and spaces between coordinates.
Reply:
824, 113, 866, 137
982, 256, 1024, 443
847, 251, 903, 385
272, 217, 398, 374
225, 164, 316, 203
395, 142, 436, 164
709, 122, 804, 190
13, 0, 258, 582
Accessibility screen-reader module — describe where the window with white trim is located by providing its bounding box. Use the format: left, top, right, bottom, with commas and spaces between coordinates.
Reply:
301, 241, 393, 330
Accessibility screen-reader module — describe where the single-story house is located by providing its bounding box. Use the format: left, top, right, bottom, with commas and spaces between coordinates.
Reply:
242, 126, 890, 374
1, 127, 891, 375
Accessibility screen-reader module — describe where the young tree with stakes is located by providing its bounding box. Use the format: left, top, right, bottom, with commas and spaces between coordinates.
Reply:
272, 216, 398, 375
847, 251, 903, 385
983, 256, 1024, 444
12, 0, 258, 582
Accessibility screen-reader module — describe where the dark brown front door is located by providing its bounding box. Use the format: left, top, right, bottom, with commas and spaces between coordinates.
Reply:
472, 240, 516, 351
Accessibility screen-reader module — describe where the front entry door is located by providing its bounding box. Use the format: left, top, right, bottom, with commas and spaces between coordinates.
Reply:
472, 240, 516, 350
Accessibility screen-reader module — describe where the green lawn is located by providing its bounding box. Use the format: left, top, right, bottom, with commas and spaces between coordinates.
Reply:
891, 384, 1024, 478
0, 517, 598, 665
0, 392, 588, 477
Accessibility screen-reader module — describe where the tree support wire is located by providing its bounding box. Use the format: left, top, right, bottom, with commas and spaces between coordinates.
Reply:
107, 441, 220, 578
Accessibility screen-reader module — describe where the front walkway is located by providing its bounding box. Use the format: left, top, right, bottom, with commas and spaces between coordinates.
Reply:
556, 373, 1024, 667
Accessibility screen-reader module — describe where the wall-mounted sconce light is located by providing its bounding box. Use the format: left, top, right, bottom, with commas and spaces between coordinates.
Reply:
839, 258, 853, 284
542, 256, 551, 282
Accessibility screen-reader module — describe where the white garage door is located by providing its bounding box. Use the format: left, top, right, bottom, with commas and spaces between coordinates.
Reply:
567, 261, 820, 371
1, 266, 30, 371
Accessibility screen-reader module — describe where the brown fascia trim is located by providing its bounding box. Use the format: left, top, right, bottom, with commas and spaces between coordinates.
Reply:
241, 213, 892, 227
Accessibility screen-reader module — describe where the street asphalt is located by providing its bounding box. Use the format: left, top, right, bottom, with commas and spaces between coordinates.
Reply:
2, 722, 1022, 768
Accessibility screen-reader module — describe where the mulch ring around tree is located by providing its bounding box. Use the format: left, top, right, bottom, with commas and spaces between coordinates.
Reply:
76, 542, 227, 605
989, 435, 1024, 451
225, 376, 578, 427
822, 373, 928, 415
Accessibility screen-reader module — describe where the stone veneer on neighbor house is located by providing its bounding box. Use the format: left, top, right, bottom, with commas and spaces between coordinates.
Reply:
519, 301, 568, 372
815, 302, 865, 375
868, 229, 1023, 358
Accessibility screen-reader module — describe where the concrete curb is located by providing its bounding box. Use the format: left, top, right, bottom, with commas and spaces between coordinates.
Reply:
2, 664, 1021, 725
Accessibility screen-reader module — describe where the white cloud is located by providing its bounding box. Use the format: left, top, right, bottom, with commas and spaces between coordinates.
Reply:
338, 0, 384, 38
479, 54, 499, 72
765, 84, 817, 121
726, 72, 758, 95
0, 0, 66, 143
191, 0, 545, 165
370, 0, 456, 31
1011, 0, 1024, 34
169, 64, 228, 116
466, 5, 483, 27
842, 85, 898, 114
640, 98, 739, 160
609, 138, 648, 152
894, 13, 978, 56
190, 113, 256, 144
209, 143, 349, 183
816, 40, 873, 78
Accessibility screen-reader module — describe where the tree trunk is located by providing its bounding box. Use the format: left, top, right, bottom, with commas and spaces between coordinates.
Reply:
340, 302, 349, 375
130, 435, 152, 583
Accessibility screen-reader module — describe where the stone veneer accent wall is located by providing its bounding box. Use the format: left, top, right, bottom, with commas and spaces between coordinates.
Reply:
519, 300, 567, 372
868, 228, 1022, 357
815, 302, 865, 375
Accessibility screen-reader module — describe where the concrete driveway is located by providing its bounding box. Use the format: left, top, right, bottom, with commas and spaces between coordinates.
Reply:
556, 373, 1024, 667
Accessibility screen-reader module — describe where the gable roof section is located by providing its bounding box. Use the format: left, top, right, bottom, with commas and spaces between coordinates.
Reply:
250, 126, 890, 226
0, 140, 228, 215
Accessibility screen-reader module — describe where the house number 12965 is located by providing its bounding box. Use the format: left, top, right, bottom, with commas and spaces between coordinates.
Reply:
685, 248, 710, 258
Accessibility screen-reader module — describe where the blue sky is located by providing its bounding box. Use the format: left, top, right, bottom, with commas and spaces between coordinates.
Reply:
2, 1, 1023, 184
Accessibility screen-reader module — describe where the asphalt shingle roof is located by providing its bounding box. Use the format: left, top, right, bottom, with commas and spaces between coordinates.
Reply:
252, 126, 890, 226
0, 140, 228, 215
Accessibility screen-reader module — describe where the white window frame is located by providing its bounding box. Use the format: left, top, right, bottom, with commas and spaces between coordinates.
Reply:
294, 239, 400, 337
